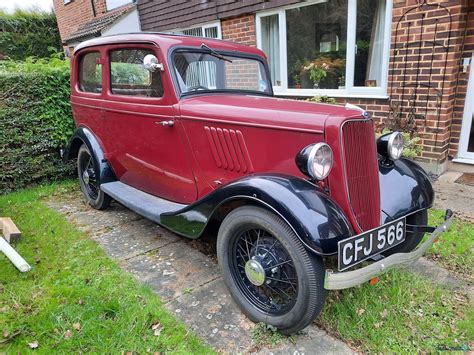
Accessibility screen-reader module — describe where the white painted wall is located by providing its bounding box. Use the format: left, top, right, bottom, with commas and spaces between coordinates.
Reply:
102, 8, 141, 36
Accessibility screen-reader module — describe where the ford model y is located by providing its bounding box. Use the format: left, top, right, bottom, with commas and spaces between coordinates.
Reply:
64, 33, 453, 334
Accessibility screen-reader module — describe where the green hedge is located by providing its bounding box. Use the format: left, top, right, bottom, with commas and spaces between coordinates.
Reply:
0, 58, 75, 194
0, 9, 61, 60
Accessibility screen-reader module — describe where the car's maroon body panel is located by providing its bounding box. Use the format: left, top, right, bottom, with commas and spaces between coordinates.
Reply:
70, 33, 366, 230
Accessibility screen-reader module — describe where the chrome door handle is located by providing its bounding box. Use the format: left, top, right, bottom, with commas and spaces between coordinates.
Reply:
156, 120, 174, 127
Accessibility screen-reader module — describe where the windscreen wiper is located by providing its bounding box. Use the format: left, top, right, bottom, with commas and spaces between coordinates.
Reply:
200, 43, 233, 63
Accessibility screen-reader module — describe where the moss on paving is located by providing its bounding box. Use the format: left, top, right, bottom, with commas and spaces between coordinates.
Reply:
0, 182, 212, 353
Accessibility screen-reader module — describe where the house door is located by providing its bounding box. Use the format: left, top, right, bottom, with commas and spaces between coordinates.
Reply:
458, 54, 474, 162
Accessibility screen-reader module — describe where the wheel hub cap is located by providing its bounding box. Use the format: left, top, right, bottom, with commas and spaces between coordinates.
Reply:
245, 259, 266, 286
82, 170, 90, 185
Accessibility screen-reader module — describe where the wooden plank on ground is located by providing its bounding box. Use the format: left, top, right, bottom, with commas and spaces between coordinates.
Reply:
0, 217, 21, 243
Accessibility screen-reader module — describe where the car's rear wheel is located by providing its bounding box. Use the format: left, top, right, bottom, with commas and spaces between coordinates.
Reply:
382, 209, 428, 256
217, 206, 326, 335
77, 144, 111, 210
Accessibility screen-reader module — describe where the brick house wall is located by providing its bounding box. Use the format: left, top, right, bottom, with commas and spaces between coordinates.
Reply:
221, 15, 256, 46
380, 0, 470, 169
53, 0, 107, 43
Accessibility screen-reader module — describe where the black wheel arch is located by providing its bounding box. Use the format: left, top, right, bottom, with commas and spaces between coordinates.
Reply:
379, 157, 434, 223
64, 127, 116, 186
161, 174, 354, 256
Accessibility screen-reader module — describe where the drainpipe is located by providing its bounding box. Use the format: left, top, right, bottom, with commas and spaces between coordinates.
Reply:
90, 0, 96, 17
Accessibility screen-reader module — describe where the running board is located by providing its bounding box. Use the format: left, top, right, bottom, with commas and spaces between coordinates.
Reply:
100, 182, 187, 224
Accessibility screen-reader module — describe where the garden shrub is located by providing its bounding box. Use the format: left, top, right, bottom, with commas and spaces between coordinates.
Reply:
0, 56, 75, 194
306, 95, 338, 104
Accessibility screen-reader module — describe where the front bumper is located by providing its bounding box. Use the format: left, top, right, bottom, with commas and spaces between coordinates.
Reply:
324, 209, 454, 290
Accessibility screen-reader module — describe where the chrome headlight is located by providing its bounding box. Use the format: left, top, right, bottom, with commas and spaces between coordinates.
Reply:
377, 132, 404, 160
296, 143, 333, 180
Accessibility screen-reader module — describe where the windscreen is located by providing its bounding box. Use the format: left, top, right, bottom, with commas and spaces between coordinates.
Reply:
173, 51, 272, 95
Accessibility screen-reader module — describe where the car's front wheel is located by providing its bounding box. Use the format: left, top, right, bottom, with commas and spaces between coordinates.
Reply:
217, 206, 326, 335
77, 144, 111, 210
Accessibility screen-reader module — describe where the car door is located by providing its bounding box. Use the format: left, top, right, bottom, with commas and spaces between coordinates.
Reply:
101, 43, 197, 204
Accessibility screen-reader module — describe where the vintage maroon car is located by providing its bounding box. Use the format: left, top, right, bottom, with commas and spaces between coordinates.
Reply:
64, 33, 453, 334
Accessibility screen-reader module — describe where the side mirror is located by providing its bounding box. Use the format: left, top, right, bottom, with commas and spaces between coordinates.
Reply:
143, 54, 164, 72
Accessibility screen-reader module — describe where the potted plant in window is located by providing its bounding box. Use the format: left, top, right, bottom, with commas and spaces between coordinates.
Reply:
294, 74, 301, 89
304, 62, 329, 89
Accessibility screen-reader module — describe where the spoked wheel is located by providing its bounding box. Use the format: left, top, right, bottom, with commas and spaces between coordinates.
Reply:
217, 206, 326, 334
232, 229, 298, 315
77, 144, 111, 210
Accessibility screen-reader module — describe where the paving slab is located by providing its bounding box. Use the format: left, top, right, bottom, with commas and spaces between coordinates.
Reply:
433, 171, 474, 222
46, 190, 354, 353
121, 241, 220, 302
256, 326, 356, 355
411, 258, 473, 301
92, 218, 180, 260
167, 277, 254, 351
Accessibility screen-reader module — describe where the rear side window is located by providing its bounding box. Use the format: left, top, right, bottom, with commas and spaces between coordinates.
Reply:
78, 52, 102, 93
109, 49, 163, 97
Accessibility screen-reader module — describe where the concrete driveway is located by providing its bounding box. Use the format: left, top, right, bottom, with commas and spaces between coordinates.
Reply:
47, 191, 353, 353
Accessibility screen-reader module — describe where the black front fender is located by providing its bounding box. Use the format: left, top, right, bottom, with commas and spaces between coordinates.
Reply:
161, 174, 354, 255
63, 127, 116, 185
380, 158, 434, 223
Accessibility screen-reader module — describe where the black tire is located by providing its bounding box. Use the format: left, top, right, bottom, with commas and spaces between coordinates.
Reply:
382, 209, 428, 256
77, 144, 111, 210
217, 206, 326, 335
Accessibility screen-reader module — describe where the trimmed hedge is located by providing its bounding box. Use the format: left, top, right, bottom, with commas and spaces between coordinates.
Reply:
0, 9, 61, 60
0, 58, 75, 194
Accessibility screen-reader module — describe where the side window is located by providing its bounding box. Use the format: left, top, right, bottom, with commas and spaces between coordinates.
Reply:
109, 49, 164, 97
79, 52, 102, 93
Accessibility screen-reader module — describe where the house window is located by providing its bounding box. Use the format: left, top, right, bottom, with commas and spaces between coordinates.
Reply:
106, 0, 133, 11
171, 22, 222, 39
256, 0, 392, 97
260, 14, 280, 86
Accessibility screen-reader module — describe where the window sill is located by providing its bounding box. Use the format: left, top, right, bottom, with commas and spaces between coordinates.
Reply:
452, 157, 474, 165
273, 89, 389, 100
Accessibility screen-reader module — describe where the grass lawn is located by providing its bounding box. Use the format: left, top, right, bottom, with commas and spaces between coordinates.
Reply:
0, 182, 212, 353
428, 210, 474, 279
319, 270, 472, 353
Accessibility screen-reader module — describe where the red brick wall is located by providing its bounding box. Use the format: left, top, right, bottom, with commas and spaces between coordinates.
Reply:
221, 15, 256, 46
449, 3, 474, 158
374, 0, 469, 166
53, 0, 107, 43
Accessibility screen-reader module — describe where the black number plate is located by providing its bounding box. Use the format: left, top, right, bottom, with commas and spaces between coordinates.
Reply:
338, 217, 406, 271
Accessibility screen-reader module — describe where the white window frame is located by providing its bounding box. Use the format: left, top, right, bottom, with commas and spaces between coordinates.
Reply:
106, 0, 132, 11
169, 21, 222, 39
256, 0, 393, 98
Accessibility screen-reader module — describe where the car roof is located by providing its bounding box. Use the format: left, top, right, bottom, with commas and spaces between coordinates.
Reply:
73, 32, 266, 59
